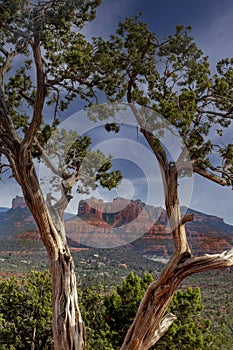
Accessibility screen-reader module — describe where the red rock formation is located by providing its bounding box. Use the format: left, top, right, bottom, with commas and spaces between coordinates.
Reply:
78, 197, 104, 220
3, 196, 233, 257
78, 197, 145, 226
12, 196, 27, 209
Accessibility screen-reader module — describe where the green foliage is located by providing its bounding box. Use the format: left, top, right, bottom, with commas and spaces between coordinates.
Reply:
156, 287, 214, 350
0, 0, 124, 195
104, 272, 153, 347
0, 270, 225, 349
105, 123, 120, 133
79, 284, 115, 350
0, 0, 102, 129
102, 273, 215, 349
212, 319, 233, 350
77, 148, 122, 193
0, 270, 52, 349
94, 18, 233, 184
43, 128, 122, 194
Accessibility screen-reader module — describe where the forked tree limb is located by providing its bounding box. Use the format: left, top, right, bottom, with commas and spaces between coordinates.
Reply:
177, 248, 233, 276
120, 247, 233, 350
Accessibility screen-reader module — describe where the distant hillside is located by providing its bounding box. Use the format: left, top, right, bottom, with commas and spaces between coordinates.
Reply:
0, 196, 35, 236
0, 196, 75, 237
1, 196, 233, 257
66, 197, 233, 256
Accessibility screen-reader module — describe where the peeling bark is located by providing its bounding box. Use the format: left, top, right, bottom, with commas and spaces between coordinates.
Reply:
119, 104, 233, 349
51, 251, 85, 350
14, 152, 86, 350
0, 40, 86, 346
120, 243, 233, 350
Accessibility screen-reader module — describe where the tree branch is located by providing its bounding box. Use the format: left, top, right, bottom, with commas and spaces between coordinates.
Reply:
129, 103, 169, 169
177, 248, 233, 276
22, 38, 45, 151
34, 139, 64, 178
0, 87, 20, 143
193, 165, 229, 186
181, 213, 194, 225
0, 147, 20, 183
5, 25, 31, 39
197, 107, 233, 119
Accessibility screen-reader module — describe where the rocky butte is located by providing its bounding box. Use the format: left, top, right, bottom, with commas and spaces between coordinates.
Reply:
12, 195, 28, 210
64, 197, 233, 255
1, 196, 233, 256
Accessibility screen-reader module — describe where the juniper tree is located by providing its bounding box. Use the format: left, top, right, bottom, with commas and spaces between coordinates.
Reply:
89, 17, 233, 349
0, 1, 122, 349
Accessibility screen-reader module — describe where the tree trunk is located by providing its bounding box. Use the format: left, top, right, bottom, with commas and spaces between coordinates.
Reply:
51, 250, 85, 350
120, 254, 185, 350
15, 157, 86, 350
120, 246, 233, 350
120, 161, 233, 350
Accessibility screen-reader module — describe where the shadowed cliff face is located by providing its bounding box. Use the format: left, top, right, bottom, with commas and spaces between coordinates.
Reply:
1, 196, 233, 256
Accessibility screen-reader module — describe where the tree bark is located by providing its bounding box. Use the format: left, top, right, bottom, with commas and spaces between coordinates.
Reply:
120, 107, 233, 349
120, 167, 233, 350
120, 247, 233, 350
14, 153, 86, 350
51, 250, 85, 350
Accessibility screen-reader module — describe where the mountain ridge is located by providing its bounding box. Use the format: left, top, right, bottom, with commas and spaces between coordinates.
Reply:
1, 196, 232, 256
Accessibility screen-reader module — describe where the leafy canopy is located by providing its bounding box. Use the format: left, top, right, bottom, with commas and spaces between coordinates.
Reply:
92, 17, 233, 187
0, 270, 52, 350
0, 0, 123, 196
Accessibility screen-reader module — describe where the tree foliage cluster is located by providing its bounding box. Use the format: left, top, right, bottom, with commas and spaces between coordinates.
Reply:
92, 18, 233, 185
0, 270, 221, 350
0, 271, 52, 350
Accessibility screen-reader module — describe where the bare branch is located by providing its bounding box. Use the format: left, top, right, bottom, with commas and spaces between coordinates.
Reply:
0, 45, 9, 57
0, 49, 18, 86
177, 248, 233, 276
34, 139, 64, 178
196, 95, 217, 103
5, 25, 31, 39
193, 165, 229, 186
197, 107, 233, 119
129, 103, 168, 169
0, 163, 11, 174
22, 38, 45, 151
181, 213, 194, 225
0, 147, 20, 183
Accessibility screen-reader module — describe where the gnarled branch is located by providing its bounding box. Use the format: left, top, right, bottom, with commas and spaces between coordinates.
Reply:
22, 38, 46, 151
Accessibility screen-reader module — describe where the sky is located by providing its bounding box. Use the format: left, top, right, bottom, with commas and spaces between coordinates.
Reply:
1, 0, 233, 225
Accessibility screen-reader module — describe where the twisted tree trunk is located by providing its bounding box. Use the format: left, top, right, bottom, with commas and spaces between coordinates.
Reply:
51, 250, 85, 350
14, 153, 86, 350
120, 159, 233, 350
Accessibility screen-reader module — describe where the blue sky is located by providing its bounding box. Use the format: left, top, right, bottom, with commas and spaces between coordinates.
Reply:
1, 0, 233, 225
85, 0, 233, 67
